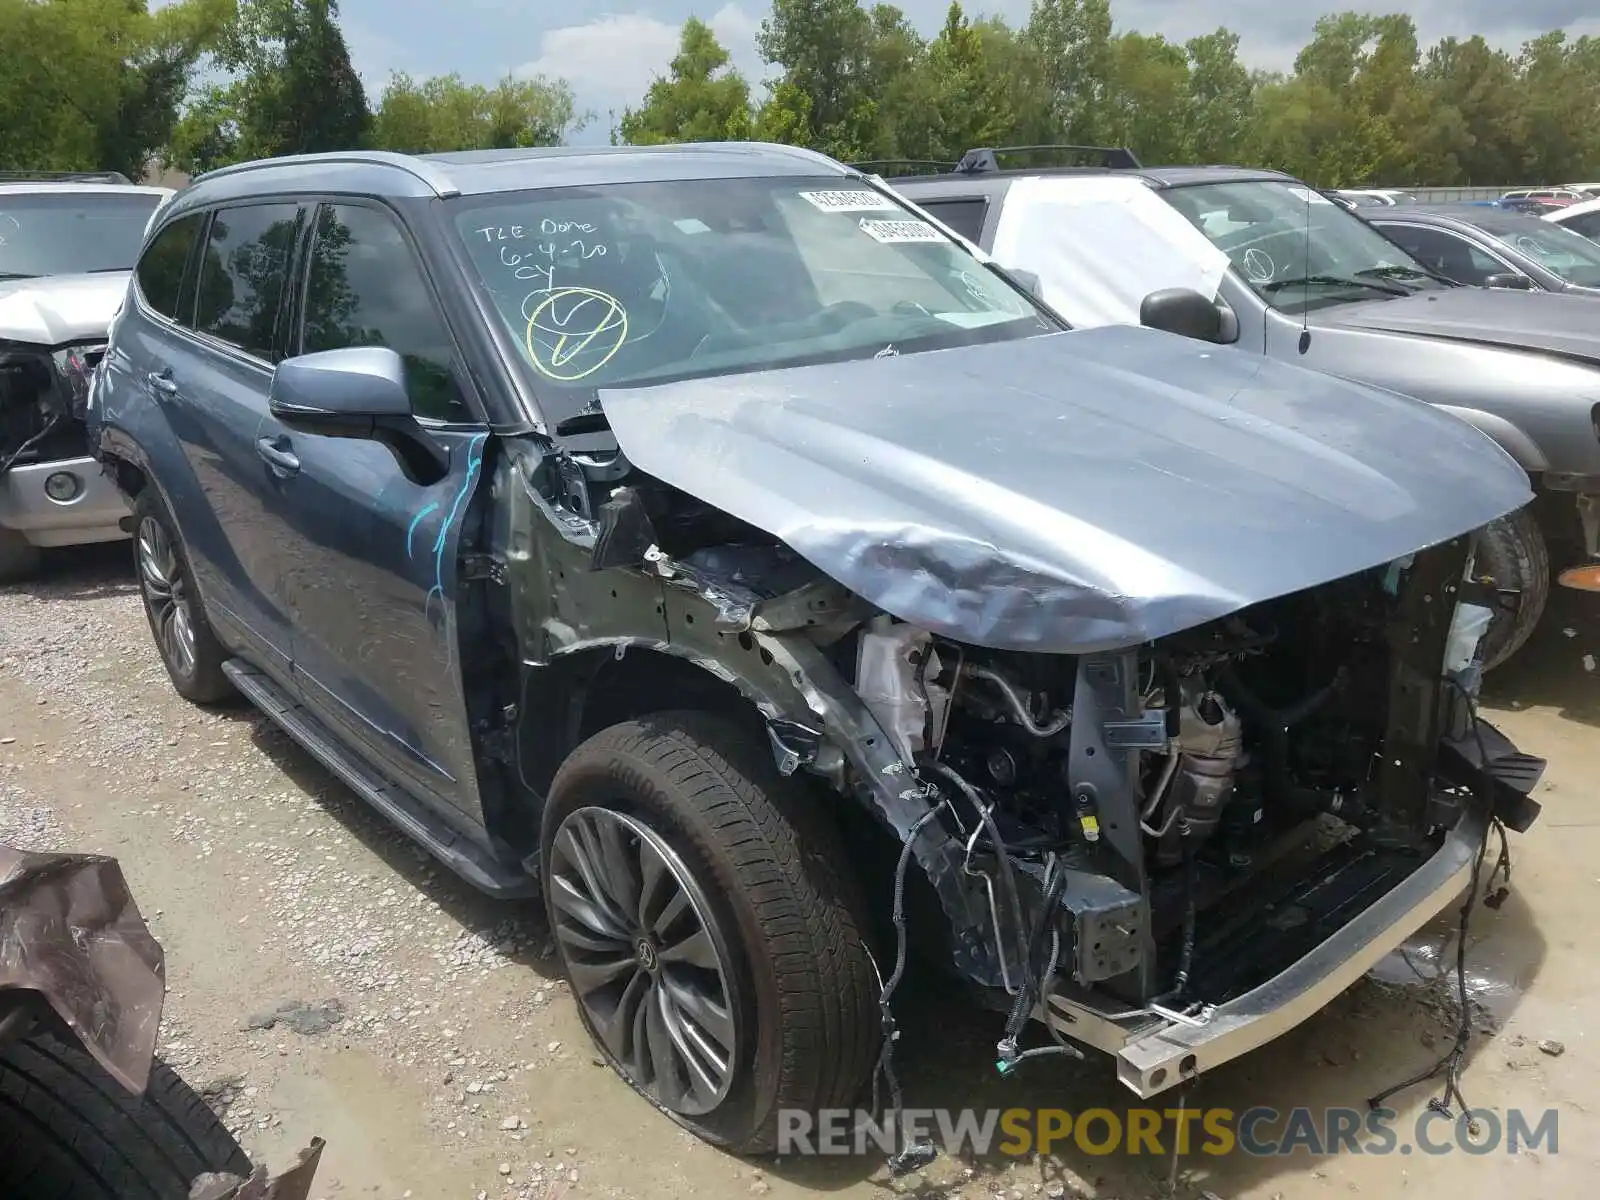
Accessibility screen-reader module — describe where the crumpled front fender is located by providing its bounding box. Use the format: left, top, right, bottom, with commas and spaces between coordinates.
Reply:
0, 844, 165, 1094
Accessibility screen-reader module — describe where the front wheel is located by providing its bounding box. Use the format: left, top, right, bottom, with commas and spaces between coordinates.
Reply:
541, 711, 879, 1154
1476, 504, 1550, 671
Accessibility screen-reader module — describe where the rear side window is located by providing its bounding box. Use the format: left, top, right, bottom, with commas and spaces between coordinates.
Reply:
137, 213, 203, 320
300, 203, 471, 423
919, 197, 989, 243
1564, 210, 1600, 240
193, 203, 301, 360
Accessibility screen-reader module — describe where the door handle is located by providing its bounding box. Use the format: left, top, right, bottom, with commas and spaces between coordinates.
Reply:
147, 369, 177, 395
255, 436, 300, 476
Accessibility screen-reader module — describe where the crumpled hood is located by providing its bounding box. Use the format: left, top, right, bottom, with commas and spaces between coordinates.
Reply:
0, 271, 128, 345
1314, 286, 1600, 365
599, 326, 1533, 653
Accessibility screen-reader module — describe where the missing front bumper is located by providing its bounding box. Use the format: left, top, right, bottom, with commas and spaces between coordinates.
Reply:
1040, 803, 1488, 1097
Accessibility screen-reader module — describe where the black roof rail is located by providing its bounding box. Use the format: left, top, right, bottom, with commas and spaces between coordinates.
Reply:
954, 145, 1142, 174
0, 169, 134, 185
847, 158, 961, 177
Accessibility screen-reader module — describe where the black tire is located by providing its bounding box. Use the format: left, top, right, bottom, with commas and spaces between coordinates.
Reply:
0, 527, 42, 585
131, 489, 234, 704
542, 710, 878, 1155
0, 1029, 252, 1199
1476, 504, 1550, 671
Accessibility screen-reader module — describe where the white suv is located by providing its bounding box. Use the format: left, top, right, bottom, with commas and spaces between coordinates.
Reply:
0, 174, 172, 580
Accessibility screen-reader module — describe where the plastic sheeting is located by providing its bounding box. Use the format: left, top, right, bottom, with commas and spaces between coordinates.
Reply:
989, 175, 1231, 329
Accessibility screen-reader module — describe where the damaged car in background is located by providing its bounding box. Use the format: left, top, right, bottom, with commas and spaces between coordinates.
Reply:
89, 143, 1545, 1155
0, 843, 324, 1197
0, 172, 173, 581
890, 150, 1600, 670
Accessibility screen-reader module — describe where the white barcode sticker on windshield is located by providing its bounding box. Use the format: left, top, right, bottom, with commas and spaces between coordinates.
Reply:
799, 189, 899, 212
857, 217, 943, 243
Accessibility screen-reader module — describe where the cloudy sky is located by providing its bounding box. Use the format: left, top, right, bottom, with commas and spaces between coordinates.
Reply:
331, 0, 1598, 145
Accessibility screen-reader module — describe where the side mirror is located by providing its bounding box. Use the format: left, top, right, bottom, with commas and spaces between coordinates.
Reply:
1484, 272, 1534, 291
268, 346, 451, 482
988, 262, 1045, 299
1139, 287, 1225, 343
268, 346, 413, 428
1007, 268, 1044, 299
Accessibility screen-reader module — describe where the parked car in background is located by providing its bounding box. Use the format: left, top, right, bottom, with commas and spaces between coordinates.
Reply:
1500, 187, 1585, 208
1562, 182, 1600, 198
889, 150, 1600, 667
1499, 197, 1566, 216
88, 144, 1544, 1146
1333, 188, 1417, 207
1363, 203, 1600, 296
1546, 194, 1600, 242
0, 172, 172, 581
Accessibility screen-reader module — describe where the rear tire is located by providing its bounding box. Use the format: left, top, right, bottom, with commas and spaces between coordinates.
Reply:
1476, 504, 1550, 671
0, 1028, 252, 1199
131, 489, 234, 704
0, 527, 41, 585
542, 710, 878, 1155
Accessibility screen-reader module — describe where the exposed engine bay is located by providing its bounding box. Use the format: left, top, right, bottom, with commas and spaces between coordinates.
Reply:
0, 341, 99, 474
860, 581, 1387, 881
818, 535, 1529, 1035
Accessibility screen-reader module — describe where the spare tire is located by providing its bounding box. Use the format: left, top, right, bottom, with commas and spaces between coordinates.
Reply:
1476, 504, 1550, 671
0, 1028, 252, 1199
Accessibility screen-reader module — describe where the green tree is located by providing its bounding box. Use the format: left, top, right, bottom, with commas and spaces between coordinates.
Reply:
1514, 32, 1600, 184
370, 72, 583, 153
891, 4, 1020, 162
616, 18, 752, 144
756, 0, 882, 159
1100, 32, 1193, 163
1415, 37, 1524, 185
167, 0, 369, 173
1021, 0, 1112, 142
0, 0, 227, 179
1184, 29, 1255, 164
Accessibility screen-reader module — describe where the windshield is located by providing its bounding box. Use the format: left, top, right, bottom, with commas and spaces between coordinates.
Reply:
448, 175, 1054, 413
0, 191, 165, 279
1160, 180, 1444, 311
1467, 212, 1600, 287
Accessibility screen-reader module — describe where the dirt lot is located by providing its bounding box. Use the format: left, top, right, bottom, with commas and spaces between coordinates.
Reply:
0, 544, 1595, 1200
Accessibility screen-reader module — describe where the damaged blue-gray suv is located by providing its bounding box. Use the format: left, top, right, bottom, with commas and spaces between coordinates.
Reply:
87, 143, 1545, 1153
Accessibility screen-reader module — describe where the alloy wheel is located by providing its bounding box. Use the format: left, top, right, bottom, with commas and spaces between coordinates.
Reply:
137, 516, 197, 678
548, 806, 740, 1116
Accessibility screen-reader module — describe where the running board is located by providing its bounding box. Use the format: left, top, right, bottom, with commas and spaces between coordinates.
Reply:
222, 660, 537, 899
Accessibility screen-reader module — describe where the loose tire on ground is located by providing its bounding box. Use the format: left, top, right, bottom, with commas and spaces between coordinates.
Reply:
0, 1028, 252, 1199
1476, 504, 1550, 671
542, 710, 879, 1155
131, 488, 234, 704
0, 527, 42, 585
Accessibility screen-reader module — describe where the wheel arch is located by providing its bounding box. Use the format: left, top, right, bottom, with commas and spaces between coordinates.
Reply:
498, 631, 1004, 989
1431, 404, 1551, 475
509, 640, 805, 825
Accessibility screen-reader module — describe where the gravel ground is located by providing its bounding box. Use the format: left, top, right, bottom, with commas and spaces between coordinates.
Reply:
0, 542, 1596, 1200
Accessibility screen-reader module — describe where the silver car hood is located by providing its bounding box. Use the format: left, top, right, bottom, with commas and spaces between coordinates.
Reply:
0, 271, 128, 346
600, 327, 1533, 654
